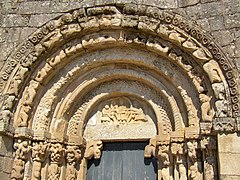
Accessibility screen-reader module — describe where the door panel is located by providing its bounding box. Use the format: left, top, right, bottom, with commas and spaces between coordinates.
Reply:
87, 142, 157, 180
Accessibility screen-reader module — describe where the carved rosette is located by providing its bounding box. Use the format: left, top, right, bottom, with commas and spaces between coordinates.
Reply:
47, 143, 64, 180
11, 139, 31, 180
31, 141, 49, 180
65, 145, 82, 180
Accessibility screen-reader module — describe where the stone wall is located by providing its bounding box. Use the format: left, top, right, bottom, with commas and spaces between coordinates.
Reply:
1, 0, 240, 73
0, 0, 240, 179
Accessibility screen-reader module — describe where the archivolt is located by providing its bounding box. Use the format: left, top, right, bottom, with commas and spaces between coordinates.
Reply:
0, 4, 239, 141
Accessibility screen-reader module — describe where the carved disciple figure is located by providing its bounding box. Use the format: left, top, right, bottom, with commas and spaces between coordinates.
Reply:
11, 139, 30, 180
31, 141, 49, 180
158, 144, 174, 180
47, 143, 64, 180
65, 145, 82, 180
171, 143, 187, 180
199, 94, 214, 122
187, 141, 202, 180
201, 137, 217, 180
178, 86, 198, 127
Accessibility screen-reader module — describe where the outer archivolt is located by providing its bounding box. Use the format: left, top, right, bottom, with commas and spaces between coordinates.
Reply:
0, 3, 237, 180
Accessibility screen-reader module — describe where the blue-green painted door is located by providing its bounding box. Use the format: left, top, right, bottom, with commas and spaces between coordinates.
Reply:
87, 142, 158, 180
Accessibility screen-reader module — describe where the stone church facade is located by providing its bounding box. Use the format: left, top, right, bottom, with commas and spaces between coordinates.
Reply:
0, 0, 240, 179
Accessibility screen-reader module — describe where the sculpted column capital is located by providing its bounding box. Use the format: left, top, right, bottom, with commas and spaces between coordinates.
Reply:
32, 141, 49, 162
84, 139, 103, 160
49, 143, 65, 164
144, 137, 157, 158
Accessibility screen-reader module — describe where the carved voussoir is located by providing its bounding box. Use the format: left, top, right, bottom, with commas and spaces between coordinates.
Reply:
7, 66, 29, 96
193, 48, 209, 62
35, 63, 53, 84
203, 60, 223, 84
60, 23, 82, 39
146, 40, 169, 55
41, 30, 64, 50
169, 32, 186, 45
138, 16, 159, 32
199, 93, 215, 122
47, 50, 67, 67
182, 40, 198, 52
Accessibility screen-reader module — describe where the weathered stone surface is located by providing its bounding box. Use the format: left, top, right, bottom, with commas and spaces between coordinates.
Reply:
212, 30, 234, 46
218, 153, 240, 176
218, 133, 240, 153
209, 15, 224, 31
0, 1, 239, 179
29, 14, 61, 27
178, 0, 199, 7
0, 135, 13, 157
201, 0, 218, 3
1, 14, 30, 27
225, 13, 240, 29
17, 1, 51, 14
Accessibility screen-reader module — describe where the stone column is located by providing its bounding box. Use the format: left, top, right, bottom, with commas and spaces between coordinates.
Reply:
156, 134, 173, 180
65, 145, 82, 180
31, 141, 49, 180
171, 142, 187, 180
47, 143, 64, 180
11, 139, 30, 180
79, 140, 103, 180
201, 136, 217, 180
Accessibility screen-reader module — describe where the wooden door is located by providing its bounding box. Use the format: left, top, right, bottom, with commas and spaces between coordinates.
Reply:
87, 142, 157, 180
